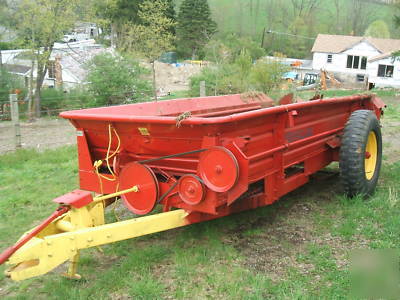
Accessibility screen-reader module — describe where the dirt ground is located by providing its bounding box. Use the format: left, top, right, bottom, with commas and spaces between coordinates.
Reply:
0, 118, 76, 154
152, 61, 202, 94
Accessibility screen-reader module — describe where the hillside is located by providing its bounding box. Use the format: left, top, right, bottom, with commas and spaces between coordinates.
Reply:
175, 0, 398, 58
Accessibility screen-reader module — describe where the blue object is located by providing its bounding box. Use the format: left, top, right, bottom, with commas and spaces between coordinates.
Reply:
282, 71, 299, 80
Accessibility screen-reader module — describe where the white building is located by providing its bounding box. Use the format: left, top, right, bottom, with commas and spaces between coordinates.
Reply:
1, 40, 112, 90
312, 34, 400, 89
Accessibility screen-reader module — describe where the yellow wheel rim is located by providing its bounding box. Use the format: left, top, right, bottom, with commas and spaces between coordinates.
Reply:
365, 131, 378, 180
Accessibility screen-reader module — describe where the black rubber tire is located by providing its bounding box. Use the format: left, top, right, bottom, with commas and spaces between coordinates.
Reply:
339, 110, 382, 198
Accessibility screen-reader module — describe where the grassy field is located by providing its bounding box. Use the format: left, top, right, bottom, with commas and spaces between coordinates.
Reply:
0, 97, 399, 299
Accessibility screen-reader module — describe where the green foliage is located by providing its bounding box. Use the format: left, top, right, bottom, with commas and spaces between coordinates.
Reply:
164, 0, 177, 34
205, 34, 265, 63
365, 20, 391, 38
0, 41, 21, 50
86, 53, 152, 106
100, 0, 143, 25
122, 0, 176, 62
0, 67, 24, 103
121, 0, 176, 100
205, 0, 396, 59
39, 88, 65, 112
17, 0, 79, 50
15, 0, 83, 117
250, 58, 290, 93
95, 0, 176, 39
189, 52, 289, 96
39, 88, 95, 114
177, 0, 217, 59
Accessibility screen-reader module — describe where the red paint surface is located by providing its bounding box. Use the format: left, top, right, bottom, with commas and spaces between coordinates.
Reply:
59, 94, 384, 222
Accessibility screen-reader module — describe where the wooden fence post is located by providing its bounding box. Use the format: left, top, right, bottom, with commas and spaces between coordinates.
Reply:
9, 94, 22, 149
200, 81, 206, 97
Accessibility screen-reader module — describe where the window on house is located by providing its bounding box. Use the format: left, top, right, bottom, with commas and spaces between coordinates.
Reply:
353, 56, 360, 69
378, 65, 394, 78
347, 56, 353, 68
327, 54, 333, 63
48, 61, 56, 79
361, 57, 367, 70
357, 74, 365, 82
347, 55, 367, 69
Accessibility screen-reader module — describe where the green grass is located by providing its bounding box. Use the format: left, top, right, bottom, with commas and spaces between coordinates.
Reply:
297, 88, 398, 100
0, 100, 399, 299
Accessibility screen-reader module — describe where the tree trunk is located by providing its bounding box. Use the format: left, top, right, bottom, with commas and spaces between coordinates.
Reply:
28, 58, 34, 121
111, 23, 117, 49
151, 61, 158, 102
34, 61, 47, 118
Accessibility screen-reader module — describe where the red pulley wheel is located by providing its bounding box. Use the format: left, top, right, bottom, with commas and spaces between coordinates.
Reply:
178, 174, 206, 205
119, 162, 159, 215
198, 147, 239, 193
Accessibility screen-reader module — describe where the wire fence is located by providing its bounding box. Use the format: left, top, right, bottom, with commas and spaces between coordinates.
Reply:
0, 118, 76, 154
0, 88, 154, 121
0, 86, 188, 152
1, 94, 78, 153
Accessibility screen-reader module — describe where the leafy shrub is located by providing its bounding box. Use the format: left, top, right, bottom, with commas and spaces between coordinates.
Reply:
40, 87, 96, 115
86, 53, 152, 106
250, 58, 289, 93
190, 51, 289, 96
0, 67, 24, 103
204, 34, 266, 63
40, 88, 65, 112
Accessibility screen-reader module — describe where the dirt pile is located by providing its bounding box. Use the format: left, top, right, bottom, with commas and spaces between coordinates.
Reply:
150, 61, 203, 94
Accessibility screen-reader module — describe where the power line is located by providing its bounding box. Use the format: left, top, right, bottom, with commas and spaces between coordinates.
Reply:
266, 30, 315, 41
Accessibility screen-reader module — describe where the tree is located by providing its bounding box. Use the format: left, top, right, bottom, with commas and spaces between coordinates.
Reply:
289, 0, 321, 18
121, 0, 175, 101
205, 34, 265, 63
395, 0, 400, 28
16, 0, 80, 118
86, 53, 152, 106
95, 0, 175, 48
346, 0, 374, 36
177, 0, 217, 59
164, 0, 176, 35
365, 20, 391, 38
0, 0, 13, 67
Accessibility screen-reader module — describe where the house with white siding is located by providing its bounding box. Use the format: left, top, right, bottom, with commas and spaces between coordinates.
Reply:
1, 40, 112, 90
312, 34, 400, 89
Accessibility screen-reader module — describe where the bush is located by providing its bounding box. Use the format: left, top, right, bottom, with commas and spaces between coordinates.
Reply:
86, 53, 152, 106
0, 67, 24, 103
39, 87, 96, 115
189, 51, 289, 97
250, 59, 289, 93
40, 88, 65, 112
204, 34, 266, 63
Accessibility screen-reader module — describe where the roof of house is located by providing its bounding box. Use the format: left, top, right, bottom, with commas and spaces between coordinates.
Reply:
3, 63, 31, 75
368, 52, 396, 62
312, 34, 400, 55
54, 46, 113, 83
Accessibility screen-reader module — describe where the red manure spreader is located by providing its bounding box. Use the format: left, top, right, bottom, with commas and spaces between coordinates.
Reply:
0, 93, 385, 280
